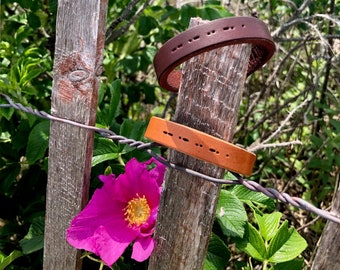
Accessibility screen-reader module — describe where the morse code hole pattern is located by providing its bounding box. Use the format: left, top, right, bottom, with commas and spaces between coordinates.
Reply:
162, 130, 230, 158
171, 23, 246, 53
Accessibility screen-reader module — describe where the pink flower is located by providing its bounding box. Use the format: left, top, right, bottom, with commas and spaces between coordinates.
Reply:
66, 158, 166, 266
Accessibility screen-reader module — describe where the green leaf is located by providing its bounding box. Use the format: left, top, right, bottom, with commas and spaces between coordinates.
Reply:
236, 223, 266, 262
310, 134, 323, 147
48, 0, 58, 13
330, 119, 340, 134
267, 221, 307, 263
141, 82, 156, 104
0, 162, 21, 196
120, 54, 141, 74
19, 216, 44, 254
21, 65, 44, 86
0, 250, 23, 270
120, 119, 147, 154
144, 45, 158, 63
92, 137, 120, 166
27, 12, 41, 29
0, 103, 15, 120
137, 15, 158, 36
199, 7, 225, 20
92, 153, 120, 167
108, 79, 121, 121
273, 258, 304, 270
113, 32, 141, 58
255, 212, 282, 241
97, 80, 122, 127
93, 137, 119, 155
231, 185, 275, 211
204, 233, 230, 270
216, 190, 247, 238
180, 4, 198, 26
26, 120, 50, 164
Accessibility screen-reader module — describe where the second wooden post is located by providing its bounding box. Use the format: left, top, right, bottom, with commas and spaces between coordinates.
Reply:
43, 1, 108, 269
148, 18, 252, 269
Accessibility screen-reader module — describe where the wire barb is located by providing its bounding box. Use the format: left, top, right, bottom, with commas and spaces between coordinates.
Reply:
1, 93, 339, 224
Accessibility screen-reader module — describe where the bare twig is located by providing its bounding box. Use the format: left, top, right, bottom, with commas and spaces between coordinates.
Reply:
248, 141, 302, 152
297, 207, 331, 232
275, 34, 340, 43
105, 0, 152, 44
248, 99, 309, 152
271, 0, 312, 38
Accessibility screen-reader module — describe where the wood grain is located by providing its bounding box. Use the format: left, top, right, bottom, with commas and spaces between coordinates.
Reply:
43, 1, 108, 269
148, 18, 252, 270
311, 186, 340, 270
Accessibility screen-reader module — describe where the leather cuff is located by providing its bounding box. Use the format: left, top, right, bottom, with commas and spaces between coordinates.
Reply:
145, 117, 256, 176
154, 16, 275, 92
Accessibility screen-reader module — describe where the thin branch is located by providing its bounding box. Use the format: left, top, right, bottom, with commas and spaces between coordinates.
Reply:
237, 40, 309, 137
162, 92, 177, 118
272, 12, 339, 39
297, 0, 313, 14
272, 0, 313, 38
275, 34, 340, 43
105, 0, 152, 44
106, 0, 142, 39
248, 141, 302, 152
248, 99, 309, 152
314, 14, 340, 27
266, 99, 308, 143
297, 206, 331, 231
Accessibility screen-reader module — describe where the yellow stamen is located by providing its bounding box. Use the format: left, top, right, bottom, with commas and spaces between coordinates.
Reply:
124, 194, 151, 227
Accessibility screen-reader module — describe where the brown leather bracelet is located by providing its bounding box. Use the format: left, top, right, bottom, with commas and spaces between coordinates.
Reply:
144, 117, 256, 175
154, 16, 275, 92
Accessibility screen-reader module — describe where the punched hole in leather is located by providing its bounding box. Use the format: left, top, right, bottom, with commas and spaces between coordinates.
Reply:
144, 117, 256, 176
153, 16, 275, 92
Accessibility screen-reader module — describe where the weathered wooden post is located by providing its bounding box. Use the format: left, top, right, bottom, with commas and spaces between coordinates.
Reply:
43, 1, 108, 269
148, 18, 254, 269
311, 186, 340, 270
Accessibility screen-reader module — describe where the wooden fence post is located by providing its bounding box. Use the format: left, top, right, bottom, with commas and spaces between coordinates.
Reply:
311, 186, 340, 270
43, 1, 108, 269
148, 18, 252, 269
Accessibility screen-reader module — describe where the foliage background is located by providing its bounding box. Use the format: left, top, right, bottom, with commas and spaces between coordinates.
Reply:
0, 0, 339, 269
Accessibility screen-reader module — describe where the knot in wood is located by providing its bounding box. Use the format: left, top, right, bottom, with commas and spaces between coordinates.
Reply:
67, 70, 89, 82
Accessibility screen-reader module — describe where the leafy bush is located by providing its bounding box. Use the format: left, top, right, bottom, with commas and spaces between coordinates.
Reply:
1, 0, 339, 269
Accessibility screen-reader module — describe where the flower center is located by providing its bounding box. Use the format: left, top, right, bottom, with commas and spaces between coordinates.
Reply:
124, 194, 151, 227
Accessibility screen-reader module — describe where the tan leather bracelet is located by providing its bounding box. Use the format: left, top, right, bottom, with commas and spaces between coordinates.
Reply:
144, 117, 256, 176
154, 16, 275, 92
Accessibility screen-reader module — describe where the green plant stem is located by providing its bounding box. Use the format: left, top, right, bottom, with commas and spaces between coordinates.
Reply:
86, 254, 104, 264
118, 154, 125, 166
263, 260, 269, 270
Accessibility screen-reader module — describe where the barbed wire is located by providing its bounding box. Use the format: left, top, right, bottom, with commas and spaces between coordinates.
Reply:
1, 93, 339, 224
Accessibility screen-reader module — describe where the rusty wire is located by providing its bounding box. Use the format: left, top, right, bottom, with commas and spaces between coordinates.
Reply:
1, 93, 339, 224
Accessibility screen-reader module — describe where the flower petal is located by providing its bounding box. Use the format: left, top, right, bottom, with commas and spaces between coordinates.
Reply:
66, 174, 139, 253
145, 158, 166, 187
66, 181, 125, 239
131, 236, 154, 262
93, 225, 131, 266
98, 174, 116, 184
114, 159, 162, 210
111, 159, 145, 202
66, 158, 165, 265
